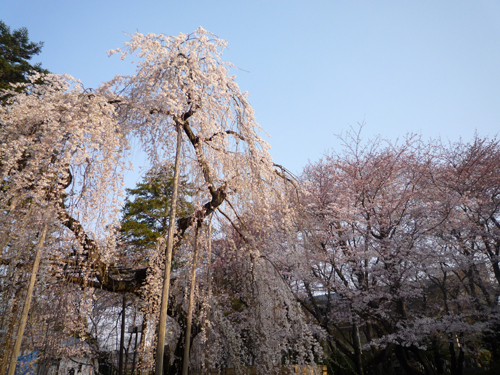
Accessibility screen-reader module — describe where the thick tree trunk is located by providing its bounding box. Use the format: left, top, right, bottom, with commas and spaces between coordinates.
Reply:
394, 346, 425, 375
7, 223, 48, 375
155, 123, 183, 375
409, 346, 436, 375
182, 225, 200, 375
366, 344, 394, 375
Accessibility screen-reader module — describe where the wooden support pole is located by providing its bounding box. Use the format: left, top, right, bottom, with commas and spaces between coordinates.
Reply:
155, 123, 183, 375
8, 223, 48, 375
182, 225, 200, 375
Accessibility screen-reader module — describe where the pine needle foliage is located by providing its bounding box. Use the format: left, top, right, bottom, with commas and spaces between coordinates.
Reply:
0, 20, 48, 96
120, 166, 193, 258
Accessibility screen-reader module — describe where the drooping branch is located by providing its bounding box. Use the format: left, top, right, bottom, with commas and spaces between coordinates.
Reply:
58, 206, 147, 293
175, 186, 226, 249
206, 129, 245, 143
179, 117, 217, 195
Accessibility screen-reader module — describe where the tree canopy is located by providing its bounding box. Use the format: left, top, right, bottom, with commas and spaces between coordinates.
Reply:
0, 20, 48, 95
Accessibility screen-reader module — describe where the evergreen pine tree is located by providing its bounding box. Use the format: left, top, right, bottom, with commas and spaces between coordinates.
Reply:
120, 166, 193, 264
0, 20, 49, 96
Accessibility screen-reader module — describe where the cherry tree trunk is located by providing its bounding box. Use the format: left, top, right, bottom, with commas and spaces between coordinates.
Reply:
7, 223, 48, 375
155, 123, 183, 375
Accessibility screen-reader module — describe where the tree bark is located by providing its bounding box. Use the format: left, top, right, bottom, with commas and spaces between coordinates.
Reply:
409, 346, 436, 375
394, 346, 425, 375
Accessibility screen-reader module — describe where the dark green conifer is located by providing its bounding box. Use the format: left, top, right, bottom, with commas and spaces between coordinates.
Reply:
0, 20, 49, 96
120, 166, 193, 264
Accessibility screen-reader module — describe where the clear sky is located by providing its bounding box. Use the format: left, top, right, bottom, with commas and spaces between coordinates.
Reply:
3, 1, 500, 180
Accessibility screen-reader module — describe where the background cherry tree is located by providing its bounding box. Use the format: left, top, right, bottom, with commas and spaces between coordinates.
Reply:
297, 128, 499, 375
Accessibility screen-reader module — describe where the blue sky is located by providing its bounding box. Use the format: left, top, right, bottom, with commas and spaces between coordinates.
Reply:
3, 1, 500, 181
